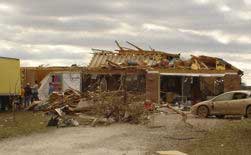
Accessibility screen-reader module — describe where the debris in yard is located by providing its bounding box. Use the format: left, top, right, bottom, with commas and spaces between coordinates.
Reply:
144, 100, 155, 111
160, 103, 187, 122
156, 150, 187, 155
25, 101, 42, 111
34, 87, 149, 127
73, 99, 94, 112
160, 103, 194, 128
164, 135, 198, 140
46, 89, 81, 112
91, 118, 99, 127
147, 125, 165, 129
83, 90, 148, 124
91, 117, 115, 127
58, 118, 79, 127
47, 116, 59, 127
55, 107, 66, 117
47, 114, 80, 128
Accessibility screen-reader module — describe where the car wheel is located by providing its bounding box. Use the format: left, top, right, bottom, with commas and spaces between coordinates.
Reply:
197, 106, 209, 118
215, 115, 225, 119
246, 106, 251, 118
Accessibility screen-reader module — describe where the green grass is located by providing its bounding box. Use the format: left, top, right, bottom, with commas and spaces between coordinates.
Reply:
0, 111, 50, 139
183, 120, 251, 155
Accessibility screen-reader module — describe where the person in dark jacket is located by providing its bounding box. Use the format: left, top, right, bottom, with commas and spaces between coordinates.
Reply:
24, 83, 32, 107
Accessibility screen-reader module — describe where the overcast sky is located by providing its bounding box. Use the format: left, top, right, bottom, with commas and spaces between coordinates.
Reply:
0, 0, 251, 84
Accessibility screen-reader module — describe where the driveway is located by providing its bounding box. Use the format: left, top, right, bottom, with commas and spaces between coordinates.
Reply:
0, 111, 228, 155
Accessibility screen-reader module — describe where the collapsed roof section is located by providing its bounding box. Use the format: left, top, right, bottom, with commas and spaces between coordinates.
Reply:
88, 41, 180, 69
87, 41, 243, 75
190, 55, 243, 75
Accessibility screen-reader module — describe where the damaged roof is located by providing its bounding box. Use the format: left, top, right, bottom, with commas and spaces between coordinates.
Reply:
88, 51, 179, 68
87, 41, 243, 75
88, 41, 180, 69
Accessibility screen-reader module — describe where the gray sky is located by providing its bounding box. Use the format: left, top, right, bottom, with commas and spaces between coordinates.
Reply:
0, 0, 251, 84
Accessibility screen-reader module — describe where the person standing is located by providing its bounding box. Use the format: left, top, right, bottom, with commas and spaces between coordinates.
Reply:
48, 82, 54, 95
20, 87, 25, 108
32, 81, 39, 101
24, 83, 32, 107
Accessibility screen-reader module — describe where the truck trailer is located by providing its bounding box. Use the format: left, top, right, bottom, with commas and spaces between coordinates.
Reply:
0, 57, 21, 111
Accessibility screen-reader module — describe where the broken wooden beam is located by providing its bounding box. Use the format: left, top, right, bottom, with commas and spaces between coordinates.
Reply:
126, 41, 144, 51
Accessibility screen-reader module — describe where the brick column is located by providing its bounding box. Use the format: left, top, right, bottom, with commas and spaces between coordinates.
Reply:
224, 74, 241, 92
146, 72, 160, 104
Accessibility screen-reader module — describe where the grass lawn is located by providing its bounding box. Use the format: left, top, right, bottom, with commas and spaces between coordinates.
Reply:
183, 119, 251, 155
0, 111, 50, 140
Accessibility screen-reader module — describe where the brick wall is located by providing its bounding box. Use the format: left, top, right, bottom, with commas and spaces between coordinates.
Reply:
146, 72, 160, 103
224, 74, 241, 92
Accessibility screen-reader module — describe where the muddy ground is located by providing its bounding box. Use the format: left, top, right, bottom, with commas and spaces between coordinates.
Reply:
0, 110, 229, 155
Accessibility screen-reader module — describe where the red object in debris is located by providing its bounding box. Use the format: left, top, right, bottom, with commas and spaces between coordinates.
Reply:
144, 101, 155, 111
160, 59, 169, 67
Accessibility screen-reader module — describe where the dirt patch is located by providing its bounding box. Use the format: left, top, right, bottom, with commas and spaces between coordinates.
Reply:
0, 112, 50, 139
182, 118, 251, 155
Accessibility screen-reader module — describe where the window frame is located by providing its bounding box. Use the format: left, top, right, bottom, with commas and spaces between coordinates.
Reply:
213, 92, 234, 102
232, 92, 248, 100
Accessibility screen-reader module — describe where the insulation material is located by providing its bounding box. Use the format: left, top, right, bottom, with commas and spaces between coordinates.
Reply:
216, 60, 226, 71
62, 73, 81, 92
38, 72, 81, 100
51, 73, 63, 92
38, 74, 50, 100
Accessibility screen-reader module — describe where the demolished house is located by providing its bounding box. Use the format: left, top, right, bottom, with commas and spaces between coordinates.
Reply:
21, 66, 83, 87
38, 71, 82, 100
83, 41, 243, 105
26, 42, 244, 126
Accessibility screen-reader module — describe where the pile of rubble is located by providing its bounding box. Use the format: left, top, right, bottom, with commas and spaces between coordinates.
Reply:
29, 88, 149, 127
46, 89, 81, 112
84, 90, 147, 124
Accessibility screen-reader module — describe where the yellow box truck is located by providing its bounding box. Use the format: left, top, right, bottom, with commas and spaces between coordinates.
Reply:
0, 57, 21, 111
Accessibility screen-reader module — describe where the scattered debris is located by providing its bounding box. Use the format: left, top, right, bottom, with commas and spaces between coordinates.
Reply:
25, 101, 42, 111
156, 150, 188, 155
47, 116, 59, 127
164, 136, 198, 141
160, 104, 187, 121
82, 90, 148, 124
30, 87, 149, 127
58, 118, 79, 127
46, 89, 81, 112
88, 41, 243, 75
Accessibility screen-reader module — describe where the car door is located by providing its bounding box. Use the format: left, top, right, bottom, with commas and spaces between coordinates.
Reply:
212, 92, 234, 115
227, 92, 248, 114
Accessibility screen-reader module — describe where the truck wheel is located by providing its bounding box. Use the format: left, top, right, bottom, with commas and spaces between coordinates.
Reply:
246, 106, 251, 118
197, 106, 209, 118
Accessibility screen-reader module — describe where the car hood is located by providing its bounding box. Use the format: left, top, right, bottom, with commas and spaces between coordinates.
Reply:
195, 100, 211, 106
